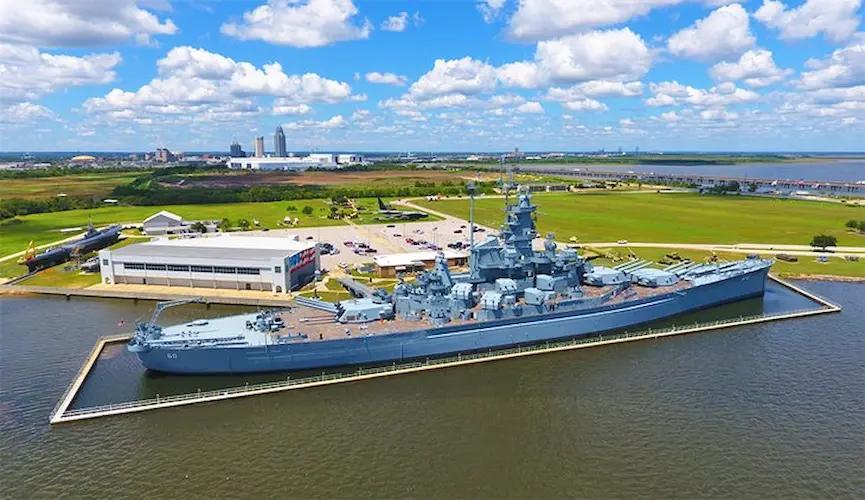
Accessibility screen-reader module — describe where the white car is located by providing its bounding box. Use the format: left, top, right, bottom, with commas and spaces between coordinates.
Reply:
617, 240, 629, 245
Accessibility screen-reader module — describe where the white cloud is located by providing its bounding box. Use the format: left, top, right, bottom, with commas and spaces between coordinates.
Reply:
409, 57, 498, 99
516, 101, 544, 113
0, 43, 121, 103
84, 46, 357, 122
507, 0, 682, 41
561, 98, 608, 111
557, 80, 643, 98
496, 28, 653, 88
667, 4, 754, 62
754, 0, 861, 42
283, 114, 346, 130
796, 40, 865, 90
646, 80, 759, 107
710, 49, 792, 87
221, 0, 371, 48
381, 12, 409, 32
478, 0, 507, 23
272, 101, 312, 115
699, 108, 738, 121
365, 71, 408, 86
496, 61, 548, 89
0, 0, 176, 47
544, 80, 642, 110
533, 28, 652, 84
0, 102, 55, 124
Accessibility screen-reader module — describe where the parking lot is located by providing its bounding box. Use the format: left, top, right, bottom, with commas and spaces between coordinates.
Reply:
247, 216, 492, 271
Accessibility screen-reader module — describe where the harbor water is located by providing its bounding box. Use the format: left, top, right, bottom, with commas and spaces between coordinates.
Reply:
521, 159, 865, 183
1, 281, 863, 498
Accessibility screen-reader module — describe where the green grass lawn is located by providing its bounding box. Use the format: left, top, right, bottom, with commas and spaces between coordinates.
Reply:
0, 236, 142, 281
417, 192, 865, 246
0, 199, 345, 258
0, 171, 147, 200
18, 266, 102, 288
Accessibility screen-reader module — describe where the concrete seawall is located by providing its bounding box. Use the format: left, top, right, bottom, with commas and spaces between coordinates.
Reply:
0, 284, 293, 307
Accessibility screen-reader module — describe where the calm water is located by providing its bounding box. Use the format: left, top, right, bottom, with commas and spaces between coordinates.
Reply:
1, 283, 864, 498
522, 160, 865, 183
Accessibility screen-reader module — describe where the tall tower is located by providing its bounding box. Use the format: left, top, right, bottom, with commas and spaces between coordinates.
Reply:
230, 140, 244, 157
254, 136, 264, 157
274, 126, 287, 157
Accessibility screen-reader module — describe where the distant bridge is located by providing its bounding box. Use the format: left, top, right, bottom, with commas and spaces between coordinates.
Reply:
516, 166, 865, 198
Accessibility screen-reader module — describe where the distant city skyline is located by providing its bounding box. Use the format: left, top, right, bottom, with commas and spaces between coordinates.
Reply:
0, 1, 863, 152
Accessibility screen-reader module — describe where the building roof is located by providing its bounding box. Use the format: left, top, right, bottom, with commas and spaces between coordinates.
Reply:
148, 234, 313, 251
110, 235, 315, 262
70, 155, 96, 162
143, 210, 183, 224
374, 250, 467, 268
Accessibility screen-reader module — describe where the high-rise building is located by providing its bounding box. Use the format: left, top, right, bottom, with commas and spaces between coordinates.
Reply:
230, 140, 245, 157
155, 148, 176, 163
274, 126, 287, 157
254, 136, 264, 157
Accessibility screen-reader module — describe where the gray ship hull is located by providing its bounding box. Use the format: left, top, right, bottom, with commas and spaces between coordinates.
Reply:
135, 265, 770, 374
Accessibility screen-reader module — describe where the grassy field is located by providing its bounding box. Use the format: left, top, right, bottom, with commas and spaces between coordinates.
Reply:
0, 197, 440, 259
0, 171, 146, 200
417, 192, 865, 246
0, 200, 342, 258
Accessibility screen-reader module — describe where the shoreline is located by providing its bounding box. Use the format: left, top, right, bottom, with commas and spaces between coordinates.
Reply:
777, 273, 865, 283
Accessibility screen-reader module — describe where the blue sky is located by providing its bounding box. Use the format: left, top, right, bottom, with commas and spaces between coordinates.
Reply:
1, 0, 864, 152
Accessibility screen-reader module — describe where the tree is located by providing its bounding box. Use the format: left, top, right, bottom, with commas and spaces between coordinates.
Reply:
845, 219, 859, 230
858, 220, 865, 233
810, 234, 837, 249
302, 205, 314, 215
189, 221, 207, 233
238, 218, 250, 231
218, 217, 231, 232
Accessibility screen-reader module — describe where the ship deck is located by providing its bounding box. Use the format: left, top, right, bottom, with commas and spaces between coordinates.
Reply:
149, 278, 700, 348
272, 278, 695, 344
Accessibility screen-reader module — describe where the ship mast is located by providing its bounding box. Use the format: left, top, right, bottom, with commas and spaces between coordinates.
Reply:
467, 180, 478, 279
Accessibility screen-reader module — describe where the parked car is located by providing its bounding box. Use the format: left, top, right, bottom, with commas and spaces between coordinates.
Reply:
344, 241, 354, 247
393, 233, 402, 237
386, 224, 396, 228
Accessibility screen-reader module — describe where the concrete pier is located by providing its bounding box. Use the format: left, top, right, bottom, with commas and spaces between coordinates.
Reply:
49, 276, 841, 424
2, 284, 293, 308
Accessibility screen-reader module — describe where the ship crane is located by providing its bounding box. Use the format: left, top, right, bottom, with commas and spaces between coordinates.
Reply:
146, 298, 204, 326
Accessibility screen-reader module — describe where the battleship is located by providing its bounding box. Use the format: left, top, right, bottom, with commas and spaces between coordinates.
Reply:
129, 183, 772, 374
19, 222, 122, 272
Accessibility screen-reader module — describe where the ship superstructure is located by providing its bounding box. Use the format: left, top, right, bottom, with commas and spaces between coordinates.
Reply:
129, 185, 772, 374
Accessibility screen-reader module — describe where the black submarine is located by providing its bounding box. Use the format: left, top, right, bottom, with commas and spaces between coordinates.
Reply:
19, 222, 122, 272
